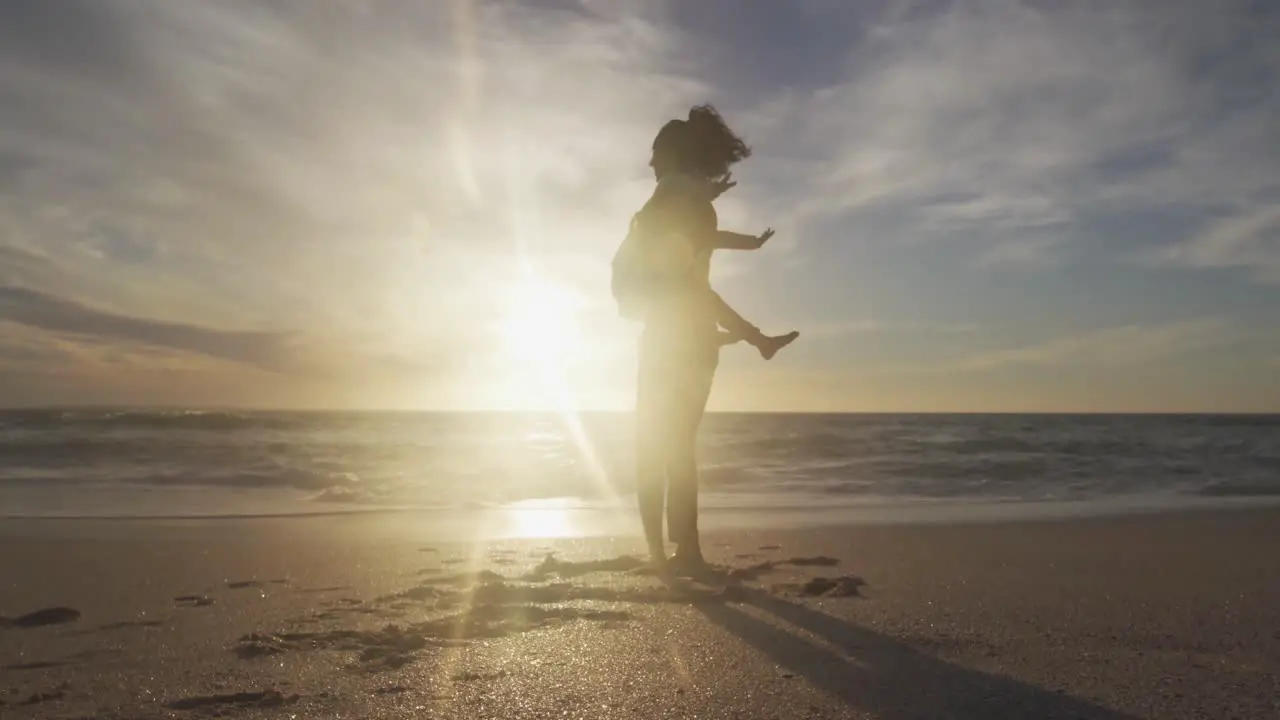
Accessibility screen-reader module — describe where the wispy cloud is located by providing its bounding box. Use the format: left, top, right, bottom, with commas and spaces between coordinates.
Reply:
0, 284, 483, 390
1155, 205, 1280, 283
746, 1, 1279, 261
803, 319, 979, 339
974, 237, 1060, 269
0, 285, 288, 368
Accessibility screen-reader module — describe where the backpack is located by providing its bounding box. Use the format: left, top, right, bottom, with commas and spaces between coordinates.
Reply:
610, 213, 652, 321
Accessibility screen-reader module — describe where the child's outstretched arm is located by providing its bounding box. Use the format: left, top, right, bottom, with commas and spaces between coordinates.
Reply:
712, 228, 775, 250
705, 179, 774, 250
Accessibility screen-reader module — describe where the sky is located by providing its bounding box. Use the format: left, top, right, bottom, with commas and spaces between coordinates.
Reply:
1, 0, 1278, 413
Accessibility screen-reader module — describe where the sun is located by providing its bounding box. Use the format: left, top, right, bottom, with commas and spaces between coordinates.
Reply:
501, 274, 584, 366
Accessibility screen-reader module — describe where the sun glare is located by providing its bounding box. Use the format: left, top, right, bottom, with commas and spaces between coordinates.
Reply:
501, 275, 584, 366
501, 499, 577, 539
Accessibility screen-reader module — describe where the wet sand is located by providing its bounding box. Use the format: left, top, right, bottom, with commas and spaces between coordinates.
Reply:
2, 507, 1278, 718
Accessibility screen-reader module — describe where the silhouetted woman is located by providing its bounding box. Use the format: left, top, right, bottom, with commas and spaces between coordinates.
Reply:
614, 104, 798, 572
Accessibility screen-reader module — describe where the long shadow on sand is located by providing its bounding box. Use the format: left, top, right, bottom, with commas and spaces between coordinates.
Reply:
686, 583, 1141, 720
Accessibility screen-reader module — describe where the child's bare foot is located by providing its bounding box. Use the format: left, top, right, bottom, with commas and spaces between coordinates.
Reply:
756, 331, 799, 360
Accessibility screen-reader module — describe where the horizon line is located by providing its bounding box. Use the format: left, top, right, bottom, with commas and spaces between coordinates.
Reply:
1, 405, 1277, 417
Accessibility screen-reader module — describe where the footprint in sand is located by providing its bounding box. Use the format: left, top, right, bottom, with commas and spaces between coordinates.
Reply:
16, 683, 69, 707
167, 689, 300, 711
226, 580, 263, 590
5, 660, 65, 671
0, 607, 81, 629
775, 575, 866, 598
783, 556, 839, 567
174, 595, 214, 608
235, 603, 632, 673
297, 585, 351, 594
98, 619, 164, 631
758, 545, 782, 551
724, 556, 841, 583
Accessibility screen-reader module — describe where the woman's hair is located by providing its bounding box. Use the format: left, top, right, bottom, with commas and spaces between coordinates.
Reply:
652, 104, 752, 183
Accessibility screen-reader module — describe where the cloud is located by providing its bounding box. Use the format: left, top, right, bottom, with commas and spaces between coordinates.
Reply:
1156, 205, 1280, 283
0, 1, 703, 328
0, 314, 293, 407
743, 1, 1279, 263
974, 237, 1060, 269
1, 1, 1277, 410
0, 284, 488, 399
0, 0, 709, 406
0, 285, 289, 369
803, 319, 978, 339
948, 318, 1236, 372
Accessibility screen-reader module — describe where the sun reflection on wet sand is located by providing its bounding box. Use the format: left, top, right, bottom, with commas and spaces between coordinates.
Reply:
498, 498, 580, 539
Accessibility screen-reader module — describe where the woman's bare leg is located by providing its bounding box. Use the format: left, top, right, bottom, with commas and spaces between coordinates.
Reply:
635, 338, 669, 566
661, 342, 721, 575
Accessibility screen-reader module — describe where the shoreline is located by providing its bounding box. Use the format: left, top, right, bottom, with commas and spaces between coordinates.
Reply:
2, 493, 1278, 532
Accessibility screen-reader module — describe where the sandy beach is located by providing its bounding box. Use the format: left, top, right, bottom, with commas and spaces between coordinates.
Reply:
2, 507, 1278, 719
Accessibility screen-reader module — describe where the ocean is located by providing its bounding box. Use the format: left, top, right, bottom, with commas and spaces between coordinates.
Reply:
1, 410, 1278, 522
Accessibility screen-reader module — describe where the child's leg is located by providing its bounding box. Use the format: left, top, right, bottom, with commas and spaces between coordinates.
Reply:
706, 289, 799, 360
707, 289, 763, 343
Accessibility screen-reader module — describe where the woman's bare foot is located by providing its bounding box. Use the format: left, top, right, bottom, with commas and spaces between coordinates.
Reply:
756, 331, 799, 360
667, 549, 708, 578
647, 542, 669, 573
